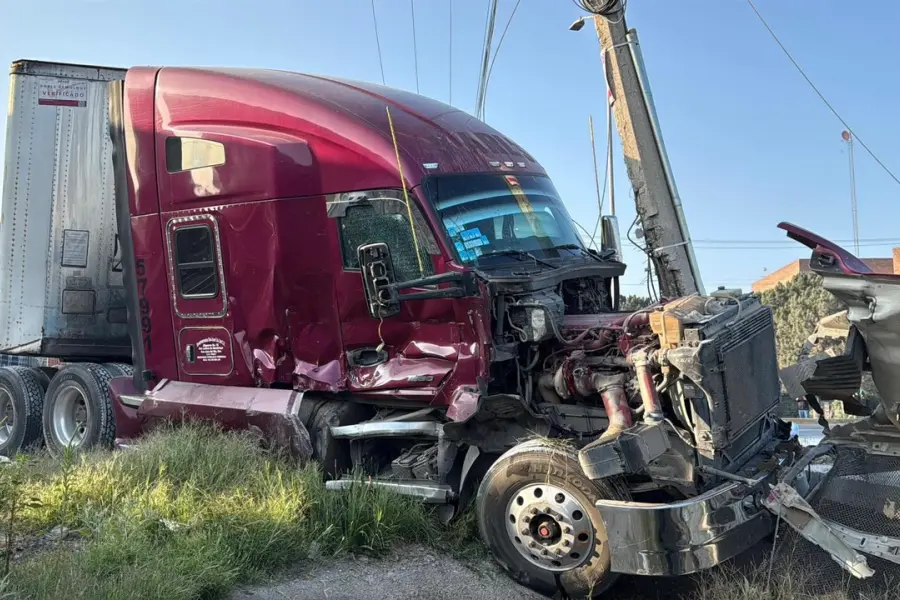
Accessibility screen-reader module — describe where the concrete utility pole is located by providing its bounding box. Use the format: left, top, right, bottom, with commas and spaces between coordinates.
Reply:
592, 9, 704, 297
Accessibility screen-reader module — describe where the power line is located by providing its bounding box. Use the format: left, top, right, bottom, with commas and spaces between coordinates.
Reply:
448, 0, 453, 105
475, 0, 500, 120
694, 237, 900, 244
371, 0, 385, 85
693, 243, 900, 251
745, 0, 900, 188
410, 0, 420, 94
480, 0, 523, 119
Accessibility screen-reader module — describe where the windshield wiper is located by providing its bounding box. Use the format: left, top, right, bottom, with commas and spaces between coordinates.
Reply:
543, 243, 605, 263
477, 249, 557, 270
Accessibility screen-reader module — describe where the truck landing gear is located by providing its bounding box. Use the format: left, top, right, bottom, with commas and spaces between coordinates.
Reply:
476, 439, 624, 599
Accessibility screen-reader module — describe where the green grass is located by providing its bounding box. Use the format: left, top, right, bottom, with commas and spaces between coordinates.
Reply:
0, 424, 889, 600
0, 424, 483, 600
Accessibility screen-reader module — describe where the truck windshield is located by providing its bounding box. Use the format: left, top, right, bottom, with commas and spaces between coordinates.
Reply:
422, 173, 584, 265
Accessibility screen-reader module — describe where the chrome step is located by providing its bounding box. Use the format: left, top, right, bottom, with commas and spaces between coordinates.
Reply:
325, 478, 454, 504
330, 420, 442, 439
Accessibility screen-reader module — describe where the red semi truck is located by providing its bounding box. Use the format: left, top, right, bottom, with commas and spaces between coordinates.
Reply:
0, 60, 826, 597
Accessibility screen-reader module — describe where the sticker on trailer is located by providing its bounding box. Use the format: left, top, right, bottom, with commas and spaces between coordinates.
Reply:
61, 229, 90, 268
37, 77, 88, 107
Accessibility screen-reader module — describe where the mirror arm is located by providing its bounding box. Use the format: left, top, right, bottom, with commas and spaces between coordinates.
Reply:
397, 288, 467, 301
388, 271, 470, 291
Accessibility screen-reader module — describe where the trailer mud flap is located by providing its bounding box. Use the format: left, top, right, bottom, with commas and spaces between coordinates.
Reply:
763, 482, 874, 579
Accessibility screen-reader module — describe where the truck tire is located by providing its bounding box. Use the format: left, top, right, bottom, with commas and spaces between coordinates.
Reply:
301, 400, 369, 479
0, 367, 49, 456
42, 363, 116, 456
476, 439, 625, 599
28, 367, 52, 394
103, 363, 134, 378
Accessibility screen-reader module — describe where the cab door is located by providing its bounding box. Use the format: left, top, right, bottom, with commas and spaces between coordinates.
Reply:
164, 214, 236, 382
329, 189, 467, 397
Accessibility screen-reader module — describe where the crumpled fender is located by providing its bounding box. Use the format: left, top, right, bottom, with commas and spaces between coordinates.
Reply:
779, 222, 900, 429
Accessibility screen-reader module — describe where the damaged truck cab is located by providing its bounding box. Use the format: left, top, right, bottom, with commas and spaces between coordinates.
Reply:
0, 61, 808, 598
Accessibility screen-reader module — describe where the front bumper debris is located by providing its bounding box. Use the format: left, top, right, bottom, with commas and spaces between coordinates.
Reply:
762, 440, 900, 581
762, 482, 874, 579
595, 477, 771, 576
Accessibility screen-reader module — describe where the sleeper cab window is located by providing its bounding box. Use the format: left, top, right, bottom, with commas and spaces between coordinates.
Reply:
165, 136, 226, 173
174, 225, 218, 298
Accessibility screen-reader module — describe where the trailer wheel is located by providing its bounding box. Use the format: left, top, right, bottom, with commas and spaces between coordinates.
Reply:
476, 439, 625, 599
28, 368, 52, 394
0, 367, 49, 456
42, 363, 116, 456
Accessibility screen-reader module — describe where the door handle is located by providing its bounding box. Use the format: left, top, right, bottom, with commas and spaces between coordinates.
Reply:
185, 344, 197, 364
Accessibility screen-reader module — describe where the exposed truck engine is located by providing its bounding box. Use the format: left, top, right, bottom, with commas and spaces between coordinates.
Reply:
337, 237, 798, 595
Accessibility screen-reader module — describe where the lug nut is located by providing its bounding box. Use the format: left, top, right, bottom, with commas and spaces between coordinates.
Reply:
521, 528, 530, 536
563, 527, 571, 534
541, 549, 549, 556
531, 508, 539, 515
529, 542, 537, 548
523, 516, 531, 523
563, 540, 571, 547
557, 550, 564, 557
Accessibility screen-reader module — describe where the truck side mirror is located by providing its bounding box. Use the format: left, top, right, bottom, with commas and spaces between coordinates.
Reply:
358, 243, 401, 319
600, 215, 622, 262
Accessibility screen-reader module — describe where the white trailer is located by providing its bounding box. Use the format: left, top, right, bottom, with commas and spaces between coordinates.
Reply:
0, 60, 127, 360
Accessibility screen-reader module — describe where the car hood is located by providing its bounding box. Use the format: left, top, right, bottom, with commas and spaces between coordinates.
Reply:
780, 222, 900, 428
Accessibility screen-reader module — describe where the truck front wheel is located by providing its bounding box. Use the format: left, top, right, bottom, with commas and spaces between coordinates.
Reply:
42, 363, 116, 456
476, 439, 624, 598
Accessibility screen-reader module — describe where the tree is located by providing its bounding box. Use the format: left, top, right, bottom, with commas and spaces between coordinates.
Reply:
619, 295, 653, 311
758, 272, 843, 368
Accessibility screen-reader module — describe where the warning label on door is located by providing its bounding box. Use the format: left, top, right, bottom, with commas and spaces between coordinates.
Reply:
196, 337, 228, 363
37, 78, 88, 107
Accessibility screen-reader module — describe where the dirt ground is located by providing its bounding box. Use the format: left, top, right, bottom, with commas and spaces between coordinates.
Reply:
230, 546, 546, 600
229, 545, 705, 600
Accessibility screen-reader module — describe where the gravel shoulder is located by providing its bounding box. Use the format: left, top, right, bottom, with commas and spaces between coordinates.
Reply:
230, 546, 545, 600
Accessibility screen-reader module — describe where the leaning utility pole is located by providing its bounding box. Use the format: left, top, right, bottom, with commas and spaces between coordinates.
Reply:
592, 6, 704, 297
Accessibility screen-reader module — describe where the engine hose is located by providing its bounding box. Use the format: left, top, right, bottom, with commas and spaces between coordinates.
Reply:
622, 309, 652, 337
597, 376, 632, 437
629, 348, 664, 421
537, 374, 563, 404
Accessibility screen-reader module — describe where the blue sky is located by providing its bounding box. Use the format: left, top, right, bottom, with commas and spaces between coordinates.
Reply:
3, 0, 899, 295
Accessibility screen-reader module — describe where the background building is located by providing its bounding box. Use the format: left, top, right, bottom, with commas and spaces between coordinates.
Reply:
752, 250, 900, 293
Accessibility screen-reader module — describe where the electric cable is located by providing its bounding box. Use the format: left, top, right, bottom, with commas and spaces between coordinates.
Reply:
475, 0, 500, 119
448, 0, 453, 104
745, 0, 900, 188
480, 0, 523, 120
571, 0, 626, 22
410, 0, 419, 93
589, 118, 610, 248
371, 0, 386, 85
694, 237, 900, 244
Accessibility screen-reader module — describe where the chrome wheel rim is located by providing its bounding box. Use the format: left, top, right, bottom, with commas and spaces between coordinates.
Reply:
52, 383, 89, 448
505, 483, 595, 572
0, 388, 14, 445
